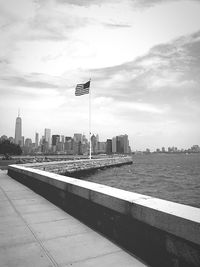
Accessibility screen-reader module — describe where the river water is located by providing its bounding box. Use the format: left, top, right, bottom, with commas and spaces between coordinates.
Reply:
81, 153, 200, 208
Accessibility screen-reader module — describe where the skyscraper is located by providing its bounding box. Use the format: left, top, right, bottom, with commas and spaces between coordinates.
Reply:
112, 134, 130, 154
52, 134, 60, 153
73, 133, 82, 143
15, 111, 22, 146
112, 137, 116, 153
44, 128, 51, 148
35, 132, 39, 148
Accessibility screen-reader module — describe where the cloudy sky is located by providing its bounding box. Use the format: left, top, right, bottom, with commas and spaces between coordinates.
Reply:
0, 0, 200, 150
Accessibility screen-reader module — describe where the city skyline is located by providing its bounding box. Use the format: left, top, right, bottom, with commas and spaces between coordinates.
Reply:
1, 112, 199, 154
0, 113, 132, 155
0, 0, 200, 150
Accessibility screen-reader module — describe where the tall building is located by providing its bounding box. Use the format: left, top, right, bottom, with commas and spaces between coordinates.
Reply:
52, 135, 60, 146
44, 128, 51, 148
73, 134, 82, 155
106, 139, 112, 154
35, 132, 39, 148
98, 142, 106, 153
64, 137, 73, 154
113, 134, 130, 154
21, 136, 24, 147
52, 134, 60, 153
24, 138, 32, 154
73, 133, 82, 143
112, 137, 116, 153
61, 135, 65, 144
91, 134, 97, 154
15, 111, 22, 146
123, 134, 129, 154
118, 134, 129, 154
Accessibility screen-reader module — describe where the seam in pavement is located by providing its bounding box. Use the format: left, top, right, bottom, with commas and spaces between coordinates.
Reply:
37, 229, 93, 242
27, 217, 75, 225
0, 182, 59, 267
64, 248, 122, 266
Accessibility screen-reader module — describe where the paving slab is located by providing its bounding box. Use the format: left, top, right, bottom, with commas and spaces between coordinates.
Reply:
64, 250, 146, 267
0, 170, 147, 267
31, 218, 92, 241
43, 232, 121, 265
11, 197, 49, 206
0, 225, 36, 248
15, 202, 58, 214
0, 242, 54, 267
22, 209, 71, 224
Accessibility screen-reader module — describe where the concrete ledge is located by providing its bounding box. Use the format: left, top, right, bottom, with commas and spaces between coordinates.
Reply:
8, 164, 200, 267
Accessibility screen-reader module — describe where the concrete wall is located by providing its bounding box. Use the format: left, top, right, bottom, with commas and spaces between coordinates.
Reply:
8, 164, 200, 267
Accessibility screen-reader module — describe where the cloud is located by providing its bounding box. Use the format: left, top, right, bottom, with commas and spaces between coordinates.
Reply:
81, 29, 200, 128
102, 23, 131, 28
26, 9, 89, 41
55, 0, 118, 7
130, 0, 200, 9
1, 75, 58, 89
55, 0, 188, 9
0, 0, 91, 47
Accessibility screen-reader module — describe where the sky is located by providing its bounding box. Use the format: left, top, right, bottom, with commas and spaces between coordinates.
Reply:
0, 0, 200, 150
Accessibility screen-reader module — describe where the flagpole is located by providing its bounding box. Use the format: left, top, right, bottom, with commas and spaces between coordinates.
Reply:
89, 78, 92, 160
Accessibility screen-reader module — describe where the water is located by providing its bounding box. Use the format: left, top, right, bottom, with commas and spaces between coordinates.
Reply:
81, 153, 200, 208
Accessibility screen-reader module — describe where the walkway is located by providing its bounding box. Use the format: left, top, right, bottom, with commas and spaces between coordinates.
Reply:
0, 170, 146, 267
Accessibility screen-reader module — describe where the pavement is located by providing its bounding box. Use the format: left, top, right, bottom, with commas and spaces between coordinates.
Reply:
0, 170, 147, 267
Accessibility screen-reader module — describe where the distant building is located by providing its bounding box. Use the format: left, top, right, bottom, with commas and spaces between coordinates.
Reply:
57, 135, 65, 152
74, 133, 82, 143
73, 141, 82, 155
15, 113, 22, 146
98, 142, 106, 154
65, 136, 72, 143
24, 138, 32, 154
82, 134, 88, 144
35, 132, 39, 148
41, 140, 49, 154
112, 137, 116, 153
52, 135, 60, 146
123, 134, 129, 154
44, 128, 51, 149
52, 135, 60, 153
106, 139, 112, 154
116, 134, 129, 154
25, 138, 32, 147
57, 142, 64, 152
96, 134, 99, 143
91, 134, 97, 154
64, 137, 73, 154
61, 135, 65, 144
21, 136, 24, 147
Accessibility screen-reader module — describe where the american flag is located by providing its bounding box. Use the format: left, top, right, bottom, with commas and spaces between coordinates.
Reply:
75, 81, 90, 96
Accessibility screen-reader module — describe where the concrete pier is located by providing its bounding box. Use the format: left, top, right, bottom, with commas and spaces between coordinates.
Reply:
22, 156, 133, 176
0, 170, 146, 267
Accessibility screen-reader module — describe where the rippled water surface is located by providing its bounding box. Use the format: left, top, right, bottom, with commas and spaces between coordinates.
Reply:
82, 154, 200, 208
